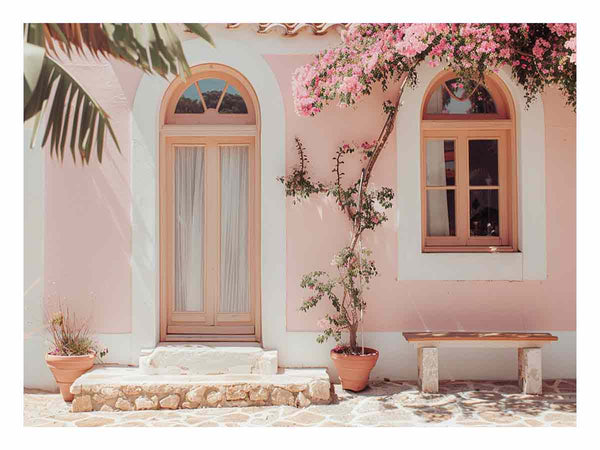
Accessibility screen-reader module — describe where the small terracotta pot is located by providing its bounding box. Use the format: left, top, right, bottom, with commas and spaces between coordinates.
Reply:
330, 347, 379, 392
45, 353, 94, 402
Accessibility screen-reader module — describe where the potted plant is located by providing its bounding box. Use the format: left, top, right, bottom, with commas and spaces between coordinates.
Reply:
45, 303, 108, 401
303, 245, 381, 392
279, 138, 393, 391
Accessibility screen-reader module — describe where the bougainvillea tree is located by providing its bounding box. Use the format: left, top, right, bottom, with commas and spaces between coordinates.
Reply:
279, 23, 576, 354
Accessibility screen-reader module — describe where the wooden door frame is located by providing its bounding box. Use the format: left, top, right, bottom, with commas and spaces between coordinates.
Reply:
159, 130, 261, 343
158, 63, 262, 343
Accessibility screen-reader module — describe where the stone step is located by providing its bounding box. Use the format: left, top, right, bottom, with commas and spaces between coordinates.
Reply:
70, 365, 331, 412
139, 343, 278, 375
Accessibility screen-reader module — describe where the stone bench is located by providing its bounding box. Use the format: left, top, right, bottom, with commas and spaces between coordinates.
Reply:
402, 332, 558, 395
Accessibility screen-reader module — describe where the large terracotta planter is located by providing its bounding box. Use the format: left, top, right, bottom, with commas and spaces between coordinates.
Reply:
330, 347, 379, 392
45, 353, 94, 402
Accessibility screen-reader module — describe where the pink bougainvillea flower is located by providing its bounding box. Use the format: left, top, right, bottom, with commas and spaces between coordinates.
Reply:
292, 23, 576, 117
317, 318, 329, 330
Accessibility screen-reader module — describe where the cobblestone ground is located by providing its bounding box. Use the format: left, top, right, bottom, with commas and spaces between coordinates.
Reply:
24, 379, 575, 427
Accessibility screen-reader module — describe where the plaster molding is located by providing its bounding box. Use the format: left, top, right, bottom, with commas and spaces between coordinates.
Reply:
396, 64, 547, 281
131, 27, 288, 358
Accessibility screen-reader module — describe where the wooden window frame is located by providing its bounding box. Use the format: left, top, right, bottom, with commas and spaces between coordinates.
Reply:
421, 72, 518, 254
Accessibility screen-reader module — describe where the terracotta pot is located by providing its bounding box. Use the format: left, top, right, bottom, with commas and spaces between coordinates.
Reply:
330, 347, 379, 392
45, 353, 94, 402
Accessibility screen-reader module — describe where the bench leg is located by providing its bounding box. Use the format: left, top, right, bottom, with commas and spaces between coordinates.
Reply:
518, 348, 542, 395
418, 347, 439, 394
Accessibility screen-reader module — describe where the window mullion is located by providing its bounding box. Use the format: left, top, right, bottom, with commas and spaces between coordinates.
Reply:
194, 81, 208, 112
457, 133, 469, 245
216, 82, 229, 112
204, 142, 220, 325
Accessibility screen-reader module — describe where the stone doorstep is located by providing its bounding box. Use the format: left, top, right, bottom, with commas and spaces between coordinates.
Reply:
70, 366, 331, 412
139, 344, 278, 376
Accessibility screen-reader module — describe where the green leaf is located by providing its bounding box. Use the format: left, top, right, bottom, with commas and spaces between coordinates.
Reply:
99, 23, 213, 80
59, 85, 78, 160
183, 23, 214, 47
69, 90, 84, 162
27, 55, 120, 164
24, 23, 211, 163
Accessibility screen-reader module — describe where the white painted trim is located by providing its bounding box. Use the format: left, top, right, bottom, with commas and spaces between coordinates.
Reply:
24, 124, 48, 389
161, 124, 258, 137
131, 27, 288, 359
396, 64, 546, 281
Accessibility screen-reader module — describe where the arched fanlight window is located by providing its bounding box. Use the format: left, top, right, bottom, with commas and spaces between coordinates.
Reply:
425, 78, 497, 115
174, 78, 250, 115
423, 74, 509, 120
165, 69, 256, 125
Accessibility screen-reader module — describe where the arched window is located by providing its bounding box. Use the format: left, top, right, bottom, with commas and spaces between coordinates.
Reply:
164, 69, 257, 126
159, 64, 260, 342
421, 72, 517, 252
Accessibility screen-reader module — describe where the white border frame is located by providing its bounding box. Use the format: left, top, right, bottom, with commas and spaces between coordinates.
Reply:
397, 64, 547, 281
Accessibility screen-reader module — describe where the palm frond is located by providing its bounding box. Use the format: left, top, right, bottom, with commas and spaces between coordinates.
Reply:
26, 55, 119, 164
31, 23, 213, 79
24, 23, 213, 164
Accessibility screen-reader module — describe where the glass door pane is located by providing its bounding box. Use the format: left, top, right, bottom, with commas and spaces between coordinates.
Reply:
219, 145, 249, 313
174, 146, 205, 312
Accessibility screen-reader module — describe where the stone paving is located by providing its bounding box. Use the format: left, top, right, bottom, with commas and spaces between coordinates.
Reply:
24, 378, 576, 427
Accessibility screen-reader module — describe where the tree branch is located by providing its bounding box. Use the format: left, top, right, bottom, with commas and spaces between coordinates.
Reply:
348, 74, 410, 253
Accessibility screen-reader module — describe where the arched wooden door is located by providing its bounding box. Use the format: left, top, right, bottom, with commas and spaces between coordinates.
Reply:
159, 64, 261, 342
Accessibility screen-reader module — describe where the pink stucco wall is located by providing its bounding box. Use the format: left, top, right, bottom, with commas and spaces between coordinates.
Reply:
44, 55, 142, 333
265, 55, 576, 333
43, 50, 575, 335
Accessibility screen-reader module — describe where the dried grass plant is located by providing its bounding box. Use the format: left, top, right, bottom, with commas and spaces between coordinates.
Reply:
45, 299, 108, 359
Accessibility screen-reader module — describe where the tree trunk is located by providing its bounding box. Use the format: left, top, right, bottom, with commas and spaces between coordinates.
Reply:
347, 76, 410, 256
349, 323, 358, 353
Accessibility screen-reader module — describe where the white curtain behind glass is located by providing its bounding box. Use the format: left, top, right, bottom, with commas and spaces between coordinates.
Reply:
426, 86, 444, 114
174, 146, 205, 312
426, 140, 450, 236
220, 145, 249, 313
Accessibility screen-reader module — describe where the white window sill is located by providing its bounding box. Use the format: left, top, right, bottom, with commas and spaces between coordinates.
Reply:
398, 251, 523, 281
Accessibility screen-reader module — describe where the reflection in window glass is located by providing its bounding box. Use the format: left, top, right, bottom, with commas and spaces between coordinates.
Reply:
426, 140, 455, 186
198, 78, 227, 109
469, 140, 499, 186
219, 85, 248, 114
470, 189, 499, 236
427, 190, 456, 236
425, 78, 497, 114
175, 84, 204, 114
